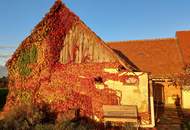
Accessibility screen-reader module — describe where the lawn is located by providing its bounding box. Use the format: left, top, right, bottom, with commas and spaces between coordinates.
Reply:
0, 88, 8, 111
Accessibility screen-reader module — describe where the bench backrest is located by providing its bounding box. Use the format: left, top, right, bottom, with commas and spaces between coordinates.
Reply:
103, 105, 138, 119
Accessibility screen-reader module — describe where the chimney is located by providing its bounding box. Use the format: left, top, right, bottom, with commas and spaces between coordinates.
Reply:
176, 30, 190, 65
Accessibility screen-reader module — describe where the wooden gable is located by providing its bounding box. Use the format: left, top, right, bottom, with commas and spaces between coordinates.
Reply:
59, 22, 117, 64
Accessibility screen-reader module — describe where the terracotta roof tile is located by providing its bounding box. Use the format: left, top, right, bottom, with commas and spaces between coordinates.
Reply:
176, 31, 190, 65
108, 38, 185, 77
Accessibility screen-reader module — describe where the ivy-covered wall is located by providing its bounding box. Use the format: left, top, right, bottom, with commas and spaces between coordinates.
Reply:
2, 1, 150, 125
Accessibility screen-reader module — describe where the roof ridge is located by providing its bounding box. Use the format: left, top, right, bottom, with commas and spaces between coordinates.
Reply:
176, 30, 190, 33
107, 38, 176, 44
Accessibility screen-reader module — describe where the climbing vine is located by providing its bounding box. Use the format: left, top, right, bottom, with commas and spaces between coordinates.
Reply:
15, 90, 32, 105
17, 45, 38, 77
3, 0, 142, 123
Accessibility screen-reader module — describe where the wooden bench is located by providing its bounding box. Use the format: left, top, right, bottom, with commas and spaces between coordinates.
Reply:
103, 105, 139, 129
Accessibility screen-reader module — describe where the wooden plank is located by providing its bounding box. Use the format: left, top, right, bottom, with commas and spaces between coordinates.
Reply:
103, 105, 138, 122
103, 105, 139, 130
103, 105, 137, 110
104, 112, 137, 117
104, 117, 138, 123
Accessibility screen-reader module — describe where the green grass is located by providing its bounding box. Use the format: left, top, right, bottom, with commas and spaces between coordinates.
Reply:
0, 88, 8, 111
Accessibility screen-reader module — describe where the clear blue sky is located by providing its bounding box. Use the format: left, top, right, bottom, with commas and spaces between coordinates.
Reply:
0, 0, 190, 65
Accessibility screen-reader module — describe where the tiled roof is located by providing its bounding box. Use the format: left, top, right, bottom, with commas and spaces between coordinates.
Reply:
176, 31, 190, 65
108, 38, 185, 77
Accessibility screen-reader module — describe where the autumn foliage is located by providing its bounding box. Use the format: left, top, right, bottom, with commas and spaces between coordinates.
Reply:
2, 1, 139, 121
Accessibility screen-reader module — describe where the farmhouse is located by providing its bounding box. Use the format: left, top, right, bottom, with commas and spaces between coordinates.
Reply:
108, 30, 190, 110
3, 0, 155, 127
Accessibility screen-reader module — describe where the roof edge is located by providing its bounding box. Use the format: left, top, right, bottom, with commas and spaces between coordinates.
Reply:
107, 38, 176, 44
176, 30, 190, 34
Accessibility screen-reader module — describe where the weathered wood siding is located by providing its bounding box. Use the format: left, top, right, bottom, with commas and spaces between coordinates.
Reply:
60, 22, 117, 64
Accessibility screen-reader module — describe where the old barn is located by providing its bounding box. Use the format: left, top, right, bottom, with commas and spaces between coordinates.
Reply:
2, 0, 155, 128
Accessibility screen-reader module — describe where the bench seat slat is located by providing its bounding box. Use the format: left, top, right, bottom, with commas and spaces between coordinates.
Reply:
104, 116, 138, 119
104, 117, 138, 123
104, 112, 137, 117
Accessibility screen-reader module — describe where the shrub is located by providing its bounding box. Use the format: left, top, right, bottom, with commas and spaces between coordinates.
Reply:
0, 107, 30, 130
34, 124, 54, 130
0, 88, 8, 111
55, 117, 104, 130
0, 104, 44, 130
0, 104, 132, 130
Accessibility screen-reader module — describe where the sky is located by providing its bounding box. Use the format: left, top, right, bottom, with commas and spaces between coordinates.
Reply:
0, 0, 190, 65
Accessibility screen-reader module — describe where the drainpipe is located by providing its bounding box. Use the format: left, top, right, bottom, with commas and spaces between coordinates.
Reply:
140, 79, 155, 128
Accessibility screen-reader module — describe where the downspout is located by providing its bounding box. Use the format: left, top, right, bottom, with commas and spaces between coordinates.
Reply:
140, 79, 155, 128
